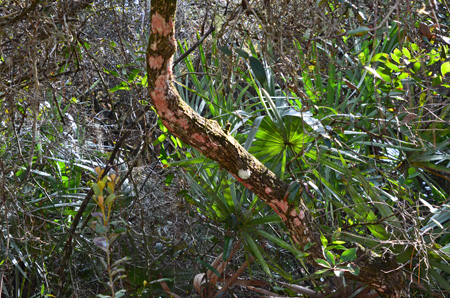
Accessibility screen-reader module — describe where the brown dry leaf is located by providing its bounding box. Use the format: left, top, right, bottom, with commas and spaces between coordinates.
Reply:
419, 23, 432, 40
402, 113, 417, 125
159, 279, 181, 298
194, 273, 206, 295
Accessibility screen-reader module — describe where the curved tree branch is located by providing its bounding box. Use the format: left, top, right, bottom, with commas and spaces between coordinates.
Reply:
146, 1, 408, 297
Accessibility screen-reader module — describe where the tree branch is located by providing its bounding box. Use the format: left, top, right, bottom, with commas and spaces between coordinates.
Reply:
146, 1, 408, 296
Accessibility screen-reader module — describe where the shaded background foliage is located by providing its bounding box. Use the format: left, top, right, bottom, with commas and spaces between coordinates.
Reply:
1, 0, 450, 297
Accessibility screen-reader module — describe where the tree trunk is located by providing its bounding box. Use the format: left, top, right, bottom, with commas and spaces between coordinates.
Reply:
146, 1, 408, 296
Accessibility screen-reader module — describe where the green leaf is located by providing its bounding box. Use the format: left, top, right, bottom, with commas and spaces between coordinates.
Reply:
315, 258, 331, 268
104, 69, 120, 78
92, 183, 101, 195
243, 232, 272, 277
324, 250, 335, 267
286, 181, 302, 204
385, 60, 399, 71
95, 225, 108, 234
428, 267, 450, 292
341, 248, 357, 262
441, 243, 450, 255
320, 233, 328, 247
223, 236, 234, 260
441, 61, 450, 77
314, 268, 330, 275
350, 266, 360, 276
248, 214, 282, 226
218, 46, 232, 55
105, 193, 116, 206
115, 290, 127, 298
304, 242, 315, 251
235, 48, 249, 59
371, 53, 389, 62
402, 48, 411, 59
109, 84, 130, 92
249, 57, 267, 84
113, 227, 127, 234
128, 69, 140, 82
112, 256, 131, 268
432, 75, 442, 86
256, 230, 308, 257
393, 48, 402, 57
196, 258, 221, 277
390, 53, 400, 64
346, 26, 369, 36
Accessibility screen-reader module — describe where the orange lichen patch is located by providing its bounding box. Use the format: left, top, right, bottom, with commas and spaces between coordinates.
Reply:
150, 75, 169, 112
148, 55, 164, 69
269, 200, 287, 221
151, 12, 173, 36
161, 119, 173, 131
167, 57, 174, 76
230, 173, 243, 183
293, 217, 302, 227
177, 117, 189, 130
273, 199, 289, 213
299, 210, 305, 220
242, 182, 253, 190
150, 42, 157, 51
191, 132, 206, 143
206, 141, 219, 151
291, 234, 300, 244
150, 72, 189, 130
169, 36, 176, 47
290, 209, 297, 217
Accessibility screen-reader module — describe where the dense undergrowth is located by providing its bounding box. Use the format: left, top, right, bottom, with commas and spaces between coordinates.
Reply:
1, 0, 449, 297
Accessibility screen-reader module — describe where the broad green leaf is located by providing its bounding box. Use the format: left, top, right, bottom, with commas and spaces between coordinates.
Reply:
428, 267, 450, 292
390, 53, 400, 64
249, 57, 267, 84
441, 61, 450, 77
223, 236, 234, 260
314, 268, 330, 275
346, 26, 369, 36
235, 48, 249, 59
315, 258, 331, 268
218, 46, 232, 55
341, 248, 357, 262
320, 234, 328, 247
402, 48, 411, 59
324, 250, 335, 267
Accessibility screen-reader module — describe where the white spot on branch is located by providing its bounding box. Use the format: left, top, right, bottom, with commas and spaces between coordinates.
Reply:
238, 169, 251, 180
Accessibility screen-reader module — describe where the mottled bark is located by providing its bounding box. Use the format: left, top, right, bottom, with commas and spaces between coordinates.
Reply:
146, 1, 408, 297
